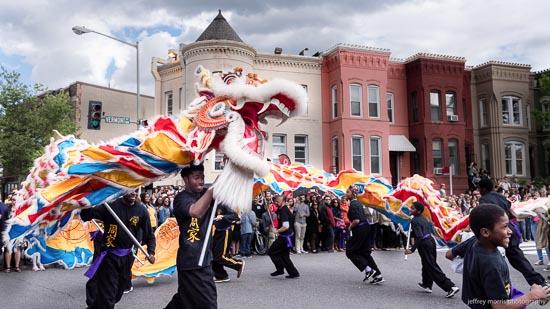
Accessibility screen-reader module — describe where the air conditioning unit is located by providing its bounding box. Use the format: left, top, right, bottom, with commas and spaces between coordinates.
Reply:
448, 115, 459, 122
433, 167, 443, 175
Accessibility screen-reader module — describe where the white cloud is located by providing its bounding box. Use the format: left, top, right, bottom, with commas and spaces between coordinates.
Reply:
0, 0, 549, 97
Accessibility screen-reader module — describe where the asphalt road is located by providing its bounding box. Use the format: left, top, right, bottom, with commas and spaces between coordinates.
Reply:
0, 248, 547, 309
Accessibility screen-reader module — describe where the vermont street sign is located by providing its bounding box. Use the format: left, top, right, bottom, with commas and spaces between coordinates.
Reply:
104, 116, 131, 124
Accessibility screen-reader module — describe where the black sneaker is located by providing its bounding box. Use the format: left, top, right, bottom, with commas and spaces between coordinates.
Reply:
370, 275, 385, 285
446, 286, 460, 298
285, 274, 300, 279
214, 277, 230, 283
270, 271, 284, 277
363, 269, 375, 282
123, 286, 133, 294
418, 283, 432, 293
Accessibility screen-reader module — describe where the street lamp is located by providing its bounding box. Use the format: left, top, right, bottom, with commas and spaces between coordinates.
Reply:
72, 26, 141, 129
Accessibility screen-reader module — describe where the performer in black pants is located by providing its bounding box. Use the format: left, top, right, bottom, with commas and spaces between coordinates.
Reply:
80, 191, 156, 309
268, 195, 299, 279
405, 202, 459, 298
164, 164, 217, 309
345, 186, 384, 284
478, 178, 547, 285
212, 204, 244, 282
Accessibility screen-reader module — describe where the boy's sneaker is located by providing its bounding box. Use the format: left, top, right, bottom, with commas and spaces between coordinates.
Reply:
123, 286, 133, 294
446, 286, 460, 298
363, 269, 375, 282
214, 277, 230, 283
370, 275, 385, 285
535, 260, 544, 266
418, 283, 432, 293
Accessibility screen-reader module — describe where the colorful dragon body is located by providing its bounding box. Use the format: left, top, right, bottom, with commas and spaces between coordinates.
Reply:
4, 65, 307, 245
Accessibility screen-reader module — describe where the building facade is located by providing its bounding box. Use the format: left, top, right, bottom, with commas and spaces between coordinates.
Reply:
471, 62, 534, 181
151, 11, 548, 188
152, 11, 323, 183
68, 81, 155, 143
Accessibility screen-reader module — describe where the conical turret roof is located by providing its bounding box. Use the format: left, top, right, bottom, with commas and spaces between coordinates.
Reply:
196, 10, 243, 43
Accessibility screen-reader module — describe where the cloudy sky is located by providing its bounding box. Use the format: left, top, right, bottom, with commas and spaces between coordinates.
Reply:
1, 0, 549, 96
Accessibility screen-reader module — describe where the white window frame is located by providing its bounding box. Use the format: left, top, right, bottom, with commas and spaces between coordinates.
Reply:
178, 88, 183, 111
432, 139, 443, 169
430, 91, 441, 121
351, 135, 364, 172
504, 141, 525, 176
445, 92, 457, 116
213, 151, 225, 171
350, 84, 362, 117
165, 91, 173, 115
271, 134, 287, 162
481, 143, 490, 173
501, 96, 522, 126
448, 139, 459, 175
331, 85, 338, 118
368, 85, 380, 118
369, 136, 382, 174
386, 93, 394, 123
331, 136, 339, 173
479, 98, 488, 128
294, 135, 308, 164
301, 84, 308, 116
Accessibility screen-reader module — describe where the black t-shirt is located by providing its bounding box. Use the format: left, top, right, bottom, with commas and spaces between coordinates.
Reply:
479, 192, 513, 219
173, 189, 214, 270
252, 202, 265, 219
462, 240, 512, 308
452, 236, 476, 258
0, 202, 9, 234
347, 200, 366, 224
411, 215, 432, 242
214, 204, 237, 231
277, 205, 294, 236
80, 198, 156, 255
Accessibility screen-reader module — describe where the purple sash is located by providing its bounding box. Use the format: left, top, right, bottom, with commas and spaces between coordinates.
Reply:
89, 230, 103, 241
84, 248, 132, 279
281, 233, 294, 249
509, 221, 522, 242
422, 233, 432, 240
357, 221, 370, 227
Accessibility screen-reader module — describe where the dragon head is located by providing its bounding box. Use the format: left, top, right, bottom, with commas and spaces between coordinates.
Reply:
182, 66, 307, 211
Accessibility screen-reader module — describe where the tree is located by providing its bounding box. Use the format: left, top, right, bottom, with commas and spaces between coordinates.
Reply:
534, 74, 550, 128
0, 66, 77, 180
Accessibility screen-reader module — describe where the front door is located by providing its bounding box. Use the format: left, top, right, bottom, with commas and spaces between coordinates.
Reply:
390, 152, 399, 186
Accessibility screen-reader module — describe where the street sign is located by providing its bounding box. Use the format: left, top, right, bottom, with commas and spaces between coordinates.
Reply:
104, 116, 131, 124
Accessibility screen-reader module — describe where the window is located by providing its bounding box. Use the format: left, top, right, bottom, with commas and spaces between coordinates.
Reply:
432, 139, 443, 168
411, 92, 418, 122
352, 135, 364, 172
165, 91, 173, 115
481, 143, 490, 174
504, 141, 525, 176
369, 136, 382, 174
214, 151, 225, 171
446, 92, 457, 116
331, 85, 338, 118
527, 105, 531, 130
479, 98, 488, 128
411, 139, 421, 174
301, 84, 308, 115
368, 85, 380, 118
502, 96, 522, 125
386, 93, 394, 123
179, 88, 183, 111
430, 91, 440, 121
350, 84, 362, 116
294, 135, 308, 164
448, 139, 459, 175
331, 137, 339, 173
271, 134, 287, 162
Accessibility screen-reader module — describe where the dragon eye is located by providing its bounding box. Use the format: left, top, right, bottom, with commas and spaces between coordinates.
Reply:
208, 102, 226, 118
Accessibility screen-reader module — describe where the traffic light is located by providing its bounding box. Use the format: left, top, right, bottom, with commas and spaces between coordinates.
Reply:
88, 101, 102, 130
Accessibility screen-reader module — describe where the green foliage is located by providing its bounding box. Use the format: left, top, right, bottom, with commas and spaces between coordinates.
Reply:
0, 66, 77, 179
535, 74, 550, 128
532, 176, 550, 188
